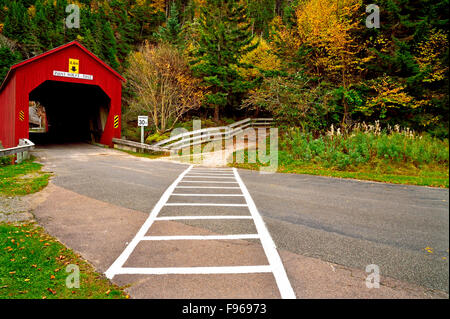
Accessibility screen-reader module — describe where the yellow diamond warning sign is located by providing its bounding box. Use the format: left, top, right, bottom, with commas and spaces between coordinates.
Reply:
69, 58, 79, 74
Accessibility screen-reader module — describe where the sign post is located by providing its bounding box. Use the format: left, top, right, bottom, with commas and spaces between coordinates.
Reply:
138, 116, 149, 144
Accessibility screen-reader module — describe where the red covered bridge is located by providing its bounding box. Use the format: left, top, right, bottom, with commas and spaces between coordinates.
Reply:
0, 41, 125, 149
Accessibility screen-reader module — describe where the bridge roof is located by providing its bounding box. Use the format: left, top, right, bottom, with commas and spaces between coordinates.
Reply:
0, 40, 125, 92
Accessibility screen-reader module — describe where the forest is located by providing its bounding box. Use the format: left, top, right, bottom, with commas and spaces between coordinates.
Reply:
0, 1, 449, 186
1, 0, 448, 137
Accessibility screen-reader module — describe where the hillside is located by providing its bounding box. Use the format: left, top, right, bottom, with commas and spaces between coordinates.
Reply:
0, 0, 448, 139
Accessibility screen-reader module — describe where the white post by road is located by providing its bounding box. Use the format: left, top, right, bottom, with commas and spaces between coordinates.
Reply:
138, 115, 149, 144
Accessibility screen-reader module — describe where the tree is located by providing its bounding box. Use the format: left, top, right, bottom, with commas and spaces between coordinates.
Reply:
357, 75, 415, 119
414, 29, 448, 84
3, 1, 29, 44
238, 36, 281, 81
189, 0, 257, 122
101, 21, 120, 70
245, 0, 276, 37
125, 43, 204, 133
273, 0, 371, 127
243, 73, 333, 131
0, 43, 21, 81
129, 0, 166, 42
155, 1, 183, 47
108, 0, 136, 68
27, 0, 51, 54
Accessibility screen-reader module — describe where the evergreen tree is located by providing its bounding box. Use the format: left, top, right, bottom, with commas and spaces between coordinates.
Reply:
81, 29, 101, 57
246, 0, 276, 37
190, 0, 257, 121
28, 0, 50, 54
101, 21, 120, 70
129, 0, 166, 42
3, 1, 29, 43
0, 45, 21, 81
0, 0, 9, 23
108, 0, 136, 68
155, 2, 183, 47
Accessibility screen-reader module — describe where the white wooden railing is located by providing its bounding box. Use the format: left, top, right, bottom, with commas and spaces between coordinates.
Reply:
112, 118, 273, 152
153, 118, 273, 151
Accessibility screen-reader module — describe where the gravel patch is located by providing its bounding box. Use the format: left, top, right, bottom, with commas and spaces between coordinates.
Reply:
0, 195, 34, 222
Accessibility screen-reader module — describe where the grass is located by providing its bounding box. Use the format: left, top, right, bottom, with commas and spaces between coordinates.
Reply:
115, 148, 168, 159
230, 154, 449, 187
0, 158, 127, 299
0, 158, 51, 196
0, 222, 127, 299
228, 127, 449, 188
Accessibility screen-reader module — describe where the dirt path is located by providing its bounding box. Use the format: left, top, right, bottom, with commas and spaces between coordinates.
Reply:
162, 128, 258, 167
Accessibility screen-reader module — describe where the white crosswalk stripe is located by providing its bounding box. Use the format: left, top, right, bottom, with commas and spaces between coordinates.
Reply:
105, 165, 296, 299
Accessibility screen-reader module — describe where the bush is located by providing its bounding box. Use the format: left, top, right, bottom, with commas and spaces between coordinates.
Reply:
279, 126, 449, 170
145, 132, 170, 144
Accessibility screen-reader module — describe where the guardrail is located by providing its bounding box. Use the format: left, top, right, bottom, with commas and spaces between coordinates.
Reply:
112, 118, 273, 153
112, 138, 166, 153
154, 117, 273, 151
0, 139, 35, 163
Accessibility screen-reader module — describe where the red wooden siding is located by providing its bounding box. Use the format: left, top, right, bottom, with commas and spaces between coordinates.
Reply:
0, 41, 124, 149
0, 75, 16, 148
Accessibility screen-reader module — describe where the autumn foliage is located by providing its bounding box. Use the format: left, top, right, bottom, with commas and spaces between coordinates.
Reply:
125, 42, 204, 133
0, 0, 448, 138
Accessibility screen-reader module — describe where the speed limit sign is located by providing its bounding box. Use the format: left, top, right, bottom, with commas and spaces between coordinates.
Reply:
138, 116, 148, 127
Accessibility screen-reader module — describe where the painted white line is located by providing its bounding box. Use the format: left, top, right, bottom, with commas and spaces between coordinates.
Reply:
142, 234, 259, 241
186, 173, 234, 175
165, 203, 248, 207
116, 265, 272, 275
155, 216, 252, 220
191, 168, 233, 171
175, 186, 241, 189
233, 168, 296, 299
171, 193, 244, 197
184, 176, 236, 179
189, 172, 233, 174
105, 165, 194, 279
179, 181, 238, 184
191, 170, 233, 175
187, 173, 235, 176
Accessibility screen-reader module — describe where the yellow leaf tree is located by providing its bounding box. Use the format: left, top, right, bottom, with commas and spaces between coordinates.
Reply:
125, 42, 204, 133
295, 0, 368, 125
415, 29, 449, 84
238, 36, 281, 80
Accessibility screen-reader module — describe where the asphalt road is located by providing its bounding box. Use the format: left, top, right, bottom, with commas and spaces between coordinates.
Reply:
240, 170, 449, 292
31, 143, 449, 295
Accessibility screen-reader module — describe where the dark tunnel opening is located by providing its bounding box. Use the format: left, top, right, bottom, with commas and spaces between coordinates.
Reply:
29, 80, 110, 144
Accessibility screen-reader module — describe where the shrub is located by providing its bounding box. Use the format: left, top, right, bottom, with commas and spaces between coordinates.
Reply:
279, 124, 449, 170
145, 132, 170, 144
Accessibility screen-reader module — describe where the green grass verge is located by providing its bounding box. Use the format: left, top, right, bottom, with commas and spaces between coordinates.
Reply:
0, 158, 51, 196
229, 150, 449, 188
0, 222, 127, 299
115, 148, 168, 160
